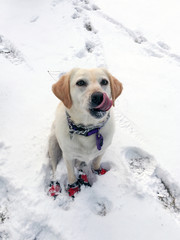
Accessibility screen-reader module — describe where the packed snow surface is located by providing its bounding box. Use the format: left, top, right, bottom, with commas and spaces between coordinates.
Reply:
0, 0, 180, 239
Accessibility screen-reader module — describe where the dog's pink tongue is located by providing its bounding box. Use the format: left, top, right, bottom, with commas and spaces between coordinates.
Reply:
95, 93, 113, 111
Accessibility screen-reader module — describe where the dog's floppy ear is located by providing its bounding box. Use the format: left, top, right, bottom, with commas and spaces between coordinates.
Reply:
52, 73, 72, 109
110, 75, 123, 106
105, 71, 123, 106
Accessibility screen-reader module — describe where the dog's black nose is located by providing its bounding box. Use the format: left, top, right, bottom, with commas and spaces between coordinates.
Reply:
91, 92, 103, 107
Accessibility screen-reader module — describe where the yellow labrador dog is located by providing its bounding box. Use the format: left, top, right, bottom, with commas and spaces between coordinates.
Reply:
48, 68, 123, 197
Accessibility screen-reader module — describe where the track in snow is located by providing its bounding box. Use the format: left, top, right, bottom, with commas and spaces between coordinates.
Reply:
123, 147, 180, 220
0, 35, 24, 65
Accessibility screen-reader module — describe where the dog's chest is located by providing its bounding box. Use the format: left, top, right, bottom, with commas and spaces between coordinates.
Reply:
55, 108, 115, 161
66, 123, 114, 161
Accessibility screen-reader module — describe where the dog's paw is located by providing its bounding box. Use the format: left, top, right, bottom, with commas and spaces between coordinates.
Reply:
78, 170, 91, 187
92, 167, 108, 175
67, 181, 81, 198
48, 181, 61, 198
66, 171, 92, 198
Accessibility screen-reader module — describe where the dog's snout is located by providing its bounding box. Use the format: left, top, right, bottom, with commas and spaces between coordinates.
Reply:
91, 92, 103, 107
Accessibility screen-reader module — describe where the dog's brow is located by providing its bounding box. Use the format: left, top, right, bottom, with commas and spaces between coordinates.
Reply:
89, 71, 100, 83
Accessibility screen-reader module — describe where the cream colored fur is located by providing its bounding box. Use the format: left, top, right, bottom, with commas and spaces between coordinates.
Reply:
49, 68, 123, 184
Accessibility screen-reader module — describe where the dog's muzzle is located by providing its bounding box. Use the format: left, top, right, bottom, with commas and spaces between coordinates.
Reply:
89, 92, 113, 118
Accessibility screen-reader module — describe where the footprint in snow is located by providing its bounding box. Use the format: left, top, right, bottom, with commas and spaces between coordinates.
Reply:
123, 147, 180, 215
85, 41, 95, 53
157, 41, 170, 50
89, 197, 112, 216
0, 142, 5, 149
123, 146, 156, 176
0, 35, 24, 64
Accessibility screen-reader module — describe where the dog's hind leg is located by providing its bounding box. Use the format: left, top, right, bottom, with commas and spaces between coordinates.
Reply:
48, 131, 62, 180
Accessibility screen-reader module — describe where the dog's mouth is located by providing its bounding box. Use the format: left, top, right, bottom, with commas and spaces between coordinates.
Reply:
89, 92, 113, 119
94, 92, 113, 111
89, 108, 106, 119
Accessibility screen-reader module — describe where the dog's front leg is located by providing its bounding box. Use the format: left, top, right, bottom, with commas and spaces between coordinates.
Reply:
64, 157, 82, 197
92, 155, 103, 171
64, 158, 77, 185
92, 155, 108, 175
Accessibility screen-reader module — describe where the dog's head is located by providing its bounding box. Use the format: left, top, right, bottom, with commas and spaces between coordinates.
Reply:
52, 68, 123, 119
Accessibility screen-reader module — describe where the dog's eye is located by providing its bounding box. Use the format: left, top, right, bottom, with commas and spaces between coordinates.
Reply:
100, 79, 109, 86
76, 80, 87, 87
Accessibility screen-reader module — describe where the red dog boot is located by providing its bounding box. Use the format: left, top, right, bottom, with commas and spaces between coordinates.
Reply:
48, 181, 61, 198
92, 167, 108, 175
68, 181, 81, 198
78, 170, 91, 187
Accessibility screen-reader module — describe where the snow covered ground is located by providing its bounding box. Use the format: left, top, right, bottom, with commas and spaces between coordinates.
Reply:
0, 0, 180, 239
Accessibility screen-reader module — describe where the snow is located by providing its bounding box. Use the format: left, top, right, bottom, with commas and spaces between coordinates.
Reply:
0, 0, 180, 239
96, 0, 180, 54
